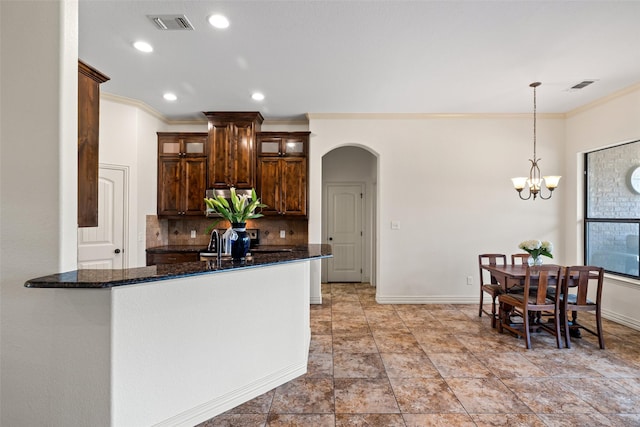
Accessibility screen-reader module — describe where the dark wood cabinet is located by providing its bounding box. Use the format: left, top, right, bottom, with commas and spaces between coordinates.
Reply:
157, 132, 208, 217
78, 60, 109, 227
256, 132, 310, 217
204, 111, 263, 189
146, 251, 200, 266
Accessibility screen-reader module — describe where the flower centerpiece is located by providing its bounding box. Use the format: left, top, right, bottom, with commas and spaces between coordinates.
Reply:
204, 188, 267, 260
518, 240, 553, 266
204, 187, 266, 225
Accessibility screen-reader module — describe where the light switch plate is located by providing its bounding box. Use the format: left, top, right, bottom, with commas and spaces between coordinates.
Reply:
190, 230, 196, 238
280, 230, 286, 238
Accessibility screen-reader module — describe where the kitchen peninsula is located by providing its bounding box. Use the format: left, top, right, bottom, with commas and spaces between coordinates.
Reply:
25, 245, 331, 427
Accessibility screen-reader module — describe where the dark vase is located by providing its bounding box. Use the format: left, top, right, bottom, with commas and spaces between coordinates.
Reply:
231, 222, 251, 260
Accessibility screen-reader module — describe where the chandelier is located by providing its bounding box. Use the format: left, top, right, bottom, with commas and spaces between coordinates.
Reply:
511, 82, 561, 200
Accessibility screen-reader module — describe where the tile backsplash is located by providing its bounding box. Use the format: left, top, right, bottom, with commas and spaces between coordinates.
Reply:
146, 215, 308, 248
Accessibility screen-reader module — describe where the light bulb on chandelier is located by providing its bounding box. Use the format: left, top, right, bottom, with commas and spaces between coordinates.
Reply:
511, 82, 561, 200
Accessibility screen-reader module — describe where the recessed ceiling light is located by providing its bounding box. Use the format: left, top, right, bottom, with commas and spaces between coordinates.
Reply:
133, 41, 153, 53
163, 93, 177, 101
208, 14, 229, 29
251, 92, 265, 101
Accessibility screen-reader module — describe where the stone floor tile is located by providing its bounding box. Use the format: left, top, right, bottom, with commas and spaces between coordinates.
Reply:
333, 352, 386, 378
270, 377, 334, 414
470, 413, 547, 426
403, 413, 476, 426
413, 332, 470, 354
334, 378, 400, 414
372, 330, 424, 353
197, 413, 267, 427
336, 413, 405, 426
475, 352, 548, 379
388, 377, 466, 414
305, 352, 333, 378
332, 333, 378, 353
501, 378, 595, 413
537, 412, 616, 426
559, 378, 640, 414
266, 413, 335, 426
309, 333, 332, 353
428, 352, 495, 378
199, 289, 640, 426
380, 351, 441, 378
446, 377, 531, 414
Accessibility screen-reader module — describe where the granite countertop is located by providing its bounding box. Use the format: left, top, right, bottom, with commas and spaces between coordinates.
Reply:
25, 244, 332, 289
146, 245, 207, 253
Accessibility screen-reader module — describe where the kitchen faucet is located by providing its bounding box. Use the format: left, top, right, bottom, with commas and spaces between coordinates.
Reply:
208, 229, 222, 262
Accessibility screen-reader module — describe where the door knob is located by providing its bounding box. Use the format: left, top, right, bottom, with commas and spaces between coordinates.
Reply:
328, 237, 333, 241
114, 249, 121, 254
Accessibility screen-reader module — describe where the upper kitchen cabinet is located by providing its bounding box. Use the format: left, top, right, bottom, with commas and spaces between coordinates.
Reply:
157, 132, 208, 217
204, 111, 264, 189
256, 132, 310, 217
78, 60, 109, 227
257, 132, 308, 157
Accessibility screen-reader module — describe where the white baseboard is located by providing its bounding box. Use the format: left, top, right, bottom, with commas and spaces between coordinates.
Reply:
156, 362, 308, 427
375, 295, 478, 304
602, 309, 640, 331
310, 295, 323, 304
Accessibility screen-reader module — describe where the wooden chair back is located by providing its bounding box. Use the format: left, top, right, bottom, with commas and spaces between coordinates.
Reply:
522, 264, 563, 307
511, 253, 530, 265
478, 254, 507, 286
561, 265, 606, 349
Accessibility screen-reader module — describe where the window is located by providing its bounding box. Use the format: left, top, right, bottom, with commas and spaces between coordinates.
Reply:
585, 141, 640, 279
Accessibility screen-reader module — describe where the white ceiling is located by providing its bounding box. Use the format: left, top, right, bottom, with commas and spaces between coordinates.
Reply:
79, 0, 640, 122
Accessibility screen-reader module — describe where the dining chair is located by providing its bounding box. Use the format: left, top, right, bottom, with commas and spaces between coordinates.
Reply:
511, 253, 530, 265
560, 266, 605, 349
478, 254, 508, 328
497, 264, 564, 349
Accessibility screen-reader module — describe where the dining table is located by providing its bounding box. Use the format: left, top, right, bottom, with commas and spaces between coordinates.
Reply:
481, 264, 529, 293
480, 263, 583, 337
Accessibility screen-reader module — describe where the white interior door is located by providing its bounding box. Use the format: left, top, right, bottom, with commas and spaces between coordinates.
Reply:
78, 166, 126, 269
327, 183, 363, 282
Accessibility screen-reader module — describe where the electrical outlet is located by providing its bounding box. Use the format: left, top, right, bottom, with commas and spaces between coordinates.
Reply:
466, 276, 473, 286
280, 230, 286, 238
190, 230, 196, 238
391, 220, 400, 230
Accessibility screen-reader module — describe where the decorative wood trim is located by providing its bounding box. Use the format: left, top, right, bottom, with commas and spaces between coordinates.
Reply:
78, 60, 110, 83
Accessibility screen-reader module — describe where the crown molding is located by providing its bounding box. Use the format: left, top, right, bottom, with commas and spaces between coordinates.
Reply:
565, 81, 640, 118
101, 92, 310, 127
306, 112, 564, 120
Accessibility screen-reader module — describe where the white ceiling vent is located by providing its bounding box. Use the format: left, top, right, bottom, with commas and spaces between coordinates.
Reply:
147, 15, 194, 30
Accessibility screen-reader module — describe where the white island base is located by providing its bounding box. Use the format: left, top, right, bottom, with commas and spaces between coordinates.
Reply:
49, 261, 311, 426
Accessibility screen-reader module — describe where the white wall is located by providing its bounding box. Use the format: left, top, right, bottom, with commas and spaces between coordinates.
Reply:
565, 85, 640, 328
309, 115, 566, 303
1, 1, 83, 424
98, 97, 207, 266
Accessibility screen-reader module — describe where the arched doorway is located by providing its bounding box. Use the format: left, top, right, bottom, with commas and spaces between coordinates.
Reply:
321, 146, 378, 285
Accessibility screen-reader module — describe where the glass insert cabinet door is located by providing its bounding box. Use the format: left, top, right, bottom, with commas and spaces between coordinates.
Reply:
258, 135, 307, 156
284, 139, 304, 155
184, 140, 204, 154
159, 135, 206, 156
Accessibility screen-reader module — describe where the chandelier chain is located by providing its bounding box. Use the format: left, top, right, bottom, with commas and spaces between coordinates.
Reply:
532, 83, 537, 161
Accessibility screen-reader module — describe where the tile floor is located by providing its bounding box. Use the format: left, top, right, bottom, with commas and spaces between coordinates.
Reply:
198, 283, 640, 426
